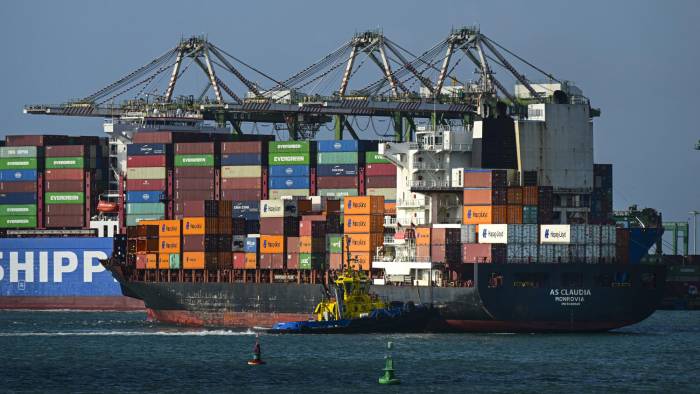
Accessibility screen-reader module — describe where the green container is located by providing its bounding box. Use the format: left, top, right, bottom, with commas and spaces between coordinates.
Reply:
269, 141, 311, 153
0, 204, 37, 216
318, 188, 358, 197
365, 151, 391, 164
523, 205, 538, 224
0, 158, 37, 170
126, 214, 165, 226
45, 192, 84, 205
169, 254, 181, 269
268, 152, 310, 165
317, 152, 358, 165
45, 157, 84, 169
327, 235, 342, 254
174, 154, 214, 167
0, 215, 37, 228
299, 253, 324, 270
0, 146, 37, 158
126, 202, 165, 215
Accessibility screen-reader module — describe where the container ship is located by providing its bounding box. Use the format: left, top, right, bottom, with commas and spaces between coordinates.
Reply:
5, 30, 666, 330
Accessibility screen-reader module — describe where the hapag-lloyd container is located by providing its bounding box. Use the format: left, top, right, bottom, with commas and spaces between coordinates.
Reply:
462, 205, 492, 225
344, 214, 384, 233
344, 196, 385, 215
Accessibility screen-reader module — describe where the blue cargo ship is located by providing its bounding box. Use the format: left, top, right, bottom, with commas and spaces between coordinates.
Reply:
0, 237, 143, 310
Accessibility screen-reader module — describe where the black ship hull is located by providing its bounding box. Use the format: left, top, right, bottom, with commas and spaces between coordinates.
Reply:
112, 263, 666, 333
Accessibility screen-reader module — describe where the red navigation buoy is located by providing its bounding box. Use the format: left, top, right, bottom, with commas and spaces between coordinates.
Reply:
247, 335, 266, 365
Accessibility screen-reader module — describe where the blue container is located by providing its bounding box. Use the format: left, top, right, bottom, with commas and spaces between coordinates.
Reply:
0, 237, 122, 296
125, 190, 164, 203
269, 177, 310, 190
233, 201, 260, 220
0, 192, 37, 204
0, 170, 37, 182
244, 237, 259, 253
269, 165, 310, 177
316, 164, 358, 177
126, 143, 167, 156
221, 153, 263, 166
317, 140, 359, 152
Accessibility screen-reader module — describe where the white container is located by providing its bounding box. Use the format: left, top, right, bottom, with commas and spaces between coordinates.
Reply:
461, 224, 478, 244
540, 225, 571, 244
478, 224, 508, 244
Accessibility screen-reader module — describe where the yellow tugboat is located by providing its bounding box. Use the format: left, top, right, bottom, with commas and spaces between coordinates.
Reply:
313, 266, 387, 322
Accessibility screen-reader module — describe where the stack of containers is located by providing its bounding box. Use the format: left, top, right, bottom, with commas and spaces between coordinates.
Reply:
316, 140, 361, 198
259, 199, 300, 269
298, 213, 327, 270
537, 186, 554, 224
430, 224, 462, 265
233, 200, 261, 235
343, 196, 384, 271
326, 234, 343, 270
220, 141, 266, 202
465, 224, 507, 263
135, 224, 159, 269
506, 186, 523, 224
181, 201, 222, 270
462, 169, 508, 226
364, 150, 397, 215
590, 164, 613, 224
539, 224, 571, 263
268, 141, 313, 199
126, 143, 168, 226
174, 142, 217, 218
138, 220, 182, 269
0, 146, 38, 228
505, 224, 538, 263
600, 225, 617, 263
44, 145, 91, 228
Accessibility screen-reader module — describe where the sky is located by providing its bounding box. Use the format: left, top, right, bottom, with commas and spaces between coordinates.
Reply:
1, 0, 698, 244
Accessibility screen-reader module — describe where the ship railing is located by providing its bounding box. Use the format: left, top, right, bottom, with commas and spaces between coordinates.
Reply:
412, 162, 445, 171
409, 180, 452, 189
397, 198, 427, 208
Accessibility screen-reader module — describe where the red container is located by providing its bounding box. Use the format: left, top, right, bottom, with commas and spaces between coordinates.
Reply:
507, 187, 523, 205
463, 170, 507, 188
135, 254, 148, 269
221, 177, 261, 190
132, 132, 173, 144
286, 237, 300, 254
0, 181, 36, 193
416, 245, 431, 259
365, 176, 395, 188
259, 253, 284, 269
5, 135, 79, 147
127, 155, 166, 167
233, 252, 246, 269
126, 179, 166, 191
286, 253, 299, 269
317, 176, 358, 189
507, 205, 523, 224
221, 141, 264, 154
221, 189, 262, 201
45, 180, 84, 193
45, 215, 84, 228
174, 167, 215, 178
365, 163, 396, 177
328, 253, 342, 270
45, 145, 85, 157
217, 252, 232, 269
182, 235, 217, 252
45, 204, 84, 216
492, 205, 508, 224
174, 190, 215, 201
175, 142, 215, 155
462, 243, 494, 263
175, 178, 216, 191
522, 186, 539, 205
260, 217, 284, 235
45, 169, 84, 181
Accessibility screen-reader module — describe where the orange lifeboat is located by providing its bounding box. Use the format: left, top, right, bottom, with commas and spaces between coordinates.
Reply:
97, 200, 119, 213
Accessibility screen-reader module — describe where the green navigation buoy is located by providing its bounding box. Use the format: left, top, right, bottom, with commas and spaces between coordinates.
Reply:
378, 341, 400, 385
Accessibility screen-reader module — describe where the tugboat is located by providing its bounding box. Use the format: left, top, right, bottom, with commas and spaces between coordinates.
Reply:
269, 265, 434, 334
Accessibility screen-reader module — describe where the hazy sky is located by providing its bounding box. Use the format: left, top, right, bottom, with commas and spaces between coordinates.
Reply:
1, 1, 698, 240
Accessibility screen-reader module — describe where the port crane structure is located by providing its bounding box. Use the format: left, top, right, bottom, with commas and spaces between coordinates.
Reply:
25, 27, 566, 141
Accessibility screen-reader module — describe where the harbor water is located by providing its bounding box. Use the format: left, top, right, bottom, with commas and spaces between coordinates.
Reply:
0, 310, 697, 392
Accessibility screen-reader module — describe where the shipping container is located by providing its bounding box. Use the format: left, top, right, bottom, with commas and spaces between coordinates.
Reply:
126, 167, 165, 180
343, 196, 385, 215
463, 188, 507, 205
260, 235, 285, 254
522, 186, 539, 205
268, 152, 310, 166
125, 203, 164, 215
244, 253, 258, 269
463, 169, 507, 188
0, 158, 38, 170
182, 234, 218, 252
221, 141, 265, 154
0, 169, 37, 182
174, 154, 215, 167
220, 153, 263, 166
364, 176, 395, 188
126, 215, 165, 227
507, 187, 523, 205
174, 142, 215, 155
174, 178, 216, 191
174, 190, 215, 201
364, 163, 396, 177
158, 237, 181, 253
127, 155, 167, 167
346, 233, 384, 252
0, 215, 37, 228
44, 180, 83, 193
318, 189, 358, 197
221, 165, 262, 178
317, 152, 358, 165
0, 204, 36, 216
462, 205, 492, 225
182, 252, 205, 269
221, 177, 261, 190
126, 178, 166, 191
221, 189, 263, 201
0, 146, 37, 158
45, 215, 84, 228
45, 192, 84, 205
259, 253, 285, 269
365, 188, 397, 200
268, 189, 309, 199
316, 176, 358, 189
174, 167, 215, 178
365, 151, 391, 164
316, 164, 358, 177
0, 181, 36, 193
343, 214, 384, 233
45, 204, 84, 216
182, 217, 219, 235
45, 157, 84, 169
507, 205, 523, 224
269, 141, 311, 153
268, 165, 309, 177
127, 144, 168, 156
125, 191, 163, 203
269, 176, 310, 190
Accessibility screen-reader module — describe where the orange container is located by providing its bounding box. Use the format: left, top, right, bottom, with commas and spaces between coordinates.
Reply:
158, 236, 181, 253
244, 253, 257, 269
346, 233, 384, 252
260, 235, 285, 254
492, 205, 508, 224
343, 196, 385, 215
384, 202, 396, 216
343, 251, 372, 271
463, 188, 494, 205
507, 205, 523, 224
183, 252, 205, 269
462, 205, 493, 225
146, 253, 158, 269
416, 226, 431, 245
507, 187, 523, 205
299, 236, 312, 254
158, 253, 172, 269
344, 214, 384, 233
522, 186, 539, 205
182, 217, 219, 235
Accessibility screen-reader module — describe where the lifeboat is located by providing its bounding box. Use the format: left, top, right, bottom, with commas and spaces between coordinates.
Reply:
97, 200, 119, 213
